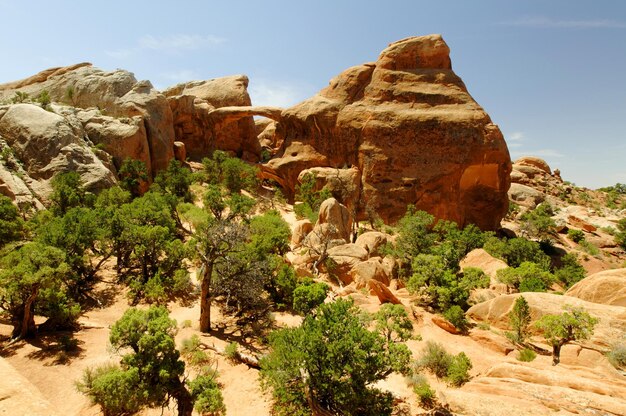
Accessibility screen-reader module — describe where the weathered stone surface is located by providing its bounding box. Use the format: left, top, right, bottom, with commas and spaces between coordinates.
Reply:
467, 293, 626, 349
354, 231, 391, 257
173, 141, 186, 162
368, 279, 402, 305
0, 162, 44, 209
297, 166, 361, 213
164, 75, 260, 161
350, 257, 390, 288
291, 219, 314, 248
432, 314, 459, 334
315, 198, 353, 243
261, 35, 511, 229
514, 156, 551, 174
565, 268, 626, 307
77, 109, 150, 171
0, 64, 175, 176
508, 182, 544, 208
469, 329, 514, 355
567, 215, 597, 232
0, 104, 116, 199
326, 243, 368, 284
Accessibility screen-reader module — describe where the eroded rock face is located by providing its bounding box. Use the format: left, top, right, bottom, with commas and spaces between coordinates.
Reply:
163, 75, 259, 161
0, 63, 175, 176
565, 268, 626, 307
0, 104, 116, 201
262, 35, 511, 229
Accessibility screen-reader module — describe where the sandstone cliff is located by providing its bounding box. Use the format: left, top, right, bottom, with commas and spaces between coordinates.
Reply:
262, 35, 511, 229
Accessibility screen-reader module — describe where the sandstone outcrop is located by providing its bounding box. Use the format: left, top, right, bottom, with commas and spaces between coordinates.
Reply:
0, 63, 175, 176
297, 166, 361, 213
261, 35, 511, 229
467, 292, 626, 349
0, 104, 116, 201
163, 76, 264, 162
565, 268, 626, 307
354, 231, 391, 257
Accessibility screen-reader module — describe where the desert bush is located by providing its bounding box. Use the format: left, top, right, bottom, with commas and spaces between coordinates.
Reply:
445, 352, 472, 386
415, 341, 472, 386
224, 342, 239, 363
567, 229, 585, 243
497, 261, 555, 292
554, 253, 586, 288
607, 343, 626, 369
410, 374, 436, 408
484, 236, 551, 270
517, 348, 537, 362
443, 305, 469, 333
292, 279, 329, 315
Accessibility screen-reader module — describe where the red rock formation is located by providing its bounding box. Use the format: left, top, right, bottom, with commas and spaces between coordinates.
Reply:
262, 35, 511, 230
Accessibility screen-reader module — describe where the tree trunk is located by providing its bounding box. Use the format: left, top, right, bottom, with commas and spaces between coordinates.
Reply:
199, 263, 213, 333
173, 381, 193, 416
14, 289, 38, 339
552, 343, 562, 366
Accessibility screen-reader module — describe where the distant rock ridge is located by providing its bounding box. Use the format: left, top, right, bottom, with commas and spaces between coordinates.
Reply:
0, 36, 511, 231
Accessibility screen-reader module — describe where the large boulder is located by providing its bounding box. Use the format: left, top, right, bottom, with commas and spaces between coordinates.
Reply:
297, 166, 361, 213
315, 197, 353, 243
0, 63, 175, 176
325, 243, 368, 285
354, 231, 391, 257
261, 35, 511, 229
508, 183, 544, 208
163, 75, 259, 161
565, 268, 626, 307
0, 104, 116, 199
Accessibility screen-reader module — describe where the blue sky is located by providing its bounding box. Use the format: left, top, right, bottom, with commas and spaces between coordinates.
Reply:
1, 0, 625, 188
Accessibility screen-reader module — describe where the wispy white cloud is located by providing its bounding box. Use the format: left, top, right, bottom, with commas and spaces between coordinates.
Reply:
139, 34, 225, 51
500, 16, 626, 29
105, 49, 134, 59
106, 33, 226, 60
161, 69, 201, 83
249, 80, 311, 108
526, 149, 565, 158
508, 131, 524, 142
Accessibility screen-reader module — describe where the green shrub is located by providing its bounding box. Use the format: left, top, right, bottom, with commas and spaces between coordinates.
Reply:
517, 348, 537, 362
445, 352, 472, 387
554, 253, 586, 288
292, 280, 329, 315
443, 306, 469, 333
579, 240, 600, 256
416, 341, 452, 379
411, 374, 436, 408
224, 342, 239, 363
567, 229, 585, 243
607, 343, 626, 369
188, 372, 226, 415
497, 261, 554, 292
484, 237, 551, 269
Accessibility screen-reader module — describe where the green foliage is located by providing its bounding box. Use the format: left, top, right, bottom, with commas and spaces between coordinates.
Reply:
373, 303, 414, 343
507, 296, 532, 343
410, 374, 436, 408
224, 342, 239, 363
607, 343, 626, 370
294, 173, 332, 222
497, 261, 555, 292
534, 305, 598, 365
519, 203, 556, 240
446, 352, 472, 387
431, 221, 490, 271
118, 158, 148, 198
292, 279, 329, 315
567, 229, 585, 243
265, 261, 298, 309
79, 306, 209, 415
415, 341, 472, 387
443, 305, 469, 333
76, 364, 142, 416
616, 218, 626, 250
459, 267, 490, 291
0, 242, 76, 338
188, 372, 226, 415
579, 239, 600, 256
248, 210, 291, 257
484, 236, 551, 269
221, 156, 258, 193
153, 159, 194, 202
407, 254, 469, 311
49, 172, 92, 216
393, 208, 436, 259
554, 253, 586, 288
0, 195, 23, 247
11, 91, 30, 103
260, 299, 410, 416
517, 348, 537, 362
415, 341, 451, 379
35, 90, 51, 108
